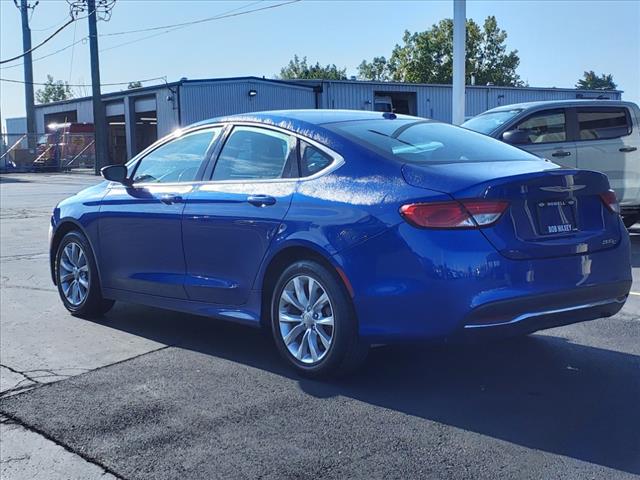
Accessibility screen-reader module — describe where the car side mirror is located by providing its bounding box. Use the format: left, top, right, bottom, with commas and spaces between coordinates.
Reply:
101, 164, 130, 185
502, 130, 531, 145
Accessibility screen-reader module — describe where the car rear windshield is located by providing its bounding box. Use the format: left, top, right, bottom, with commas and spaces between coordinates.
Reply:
326, 119, 538, 164
462, 109, 522, 134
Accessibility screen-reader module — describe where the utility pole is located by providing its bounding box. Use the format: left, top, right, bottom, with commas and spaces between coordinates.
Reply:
452, 0, 466, 125
86, 0, 108, 174
19, 0, 37, 151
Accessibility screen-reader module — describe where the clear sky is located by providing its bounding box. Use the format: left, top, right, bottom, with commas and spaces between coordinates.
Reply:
1, 0, 639, 124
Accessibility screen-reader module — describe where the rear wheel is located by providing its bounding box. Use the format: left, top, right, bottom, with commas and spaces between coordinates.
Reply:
270, 260, 368, 378
55, 231, 114, 317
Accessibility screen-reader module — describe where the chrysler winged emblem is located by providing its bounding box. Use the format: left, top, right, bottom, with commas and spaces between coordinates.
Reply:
539, 185, 586, 193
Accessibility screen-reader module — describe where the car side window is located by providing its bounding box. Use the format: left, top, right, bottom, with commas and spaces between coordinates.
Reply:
577, 108, 631, 140
212, 126, 296, 181
300, 141, 332, 177
132, 128, 220, 184
510, 109, 567, 144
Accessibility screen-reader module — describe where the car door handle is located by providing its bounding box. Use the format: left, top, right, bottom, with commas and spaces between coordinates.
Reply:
619, 146, 637, 153
159, 194, 183, 205
247, 195, 276, 207
551, 151, 571, 157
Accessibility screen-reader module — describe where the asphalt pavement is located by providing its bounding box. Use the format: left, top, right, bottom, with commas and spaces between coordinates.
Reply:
1, 173, 638, 480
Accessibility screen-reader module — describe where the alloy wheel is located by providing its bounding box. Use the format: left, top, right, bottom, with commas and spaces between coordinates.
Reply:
59, 242, 90, 306
278, 275, 334, 364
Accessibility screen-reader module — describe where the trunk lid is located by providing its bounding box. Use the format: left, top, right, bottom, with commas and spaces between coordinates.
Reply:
402, 162, 622, 259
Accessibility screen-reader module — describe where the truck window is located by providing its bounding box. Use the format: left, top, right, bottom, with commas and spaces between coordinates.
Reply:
577, 108, 631, 140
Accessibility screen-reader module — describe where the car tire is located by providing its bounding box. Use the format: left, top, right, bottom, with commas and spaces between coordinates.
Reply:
622, 214, 639, 229
270, 260, 368, 378
55, 230, 114, 317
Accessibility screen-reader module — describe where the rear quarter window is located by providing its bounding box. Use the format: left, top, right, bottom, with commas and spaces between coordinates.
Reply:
326, 119, 538, 164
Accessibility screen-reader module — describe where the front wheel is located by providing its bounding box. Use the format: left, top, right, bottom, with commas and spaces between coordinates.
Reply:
55, 231, 114, 317
271, 260, 368, 378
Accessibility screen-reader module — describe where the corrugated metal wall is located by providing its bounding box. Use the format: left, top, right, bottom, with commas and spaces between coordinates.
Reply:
145, 86, 180, 137
317, 80, 622, 122
179, 79, 316, 125
33, 78, 624, 138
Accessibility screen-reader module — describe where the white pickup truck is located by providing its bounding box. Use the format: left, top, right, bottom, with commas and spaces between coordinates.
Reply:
463, 100, 640, 228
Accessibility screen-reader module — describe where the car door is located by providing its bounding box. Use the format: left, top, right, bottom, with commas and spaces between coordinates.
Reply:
572, 106, 639, 206
501, 108, 577, 166
182, 125, 298, 305
99, 127, 222, 298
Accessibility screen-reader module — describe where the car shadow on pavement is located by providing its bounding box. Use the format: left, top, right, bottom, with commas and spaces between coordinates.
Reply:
90, 302, 640, 475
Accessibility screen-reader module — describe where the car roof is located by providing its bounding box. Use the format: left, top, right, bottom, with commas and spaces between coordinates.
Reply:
189, 109, 418, 129
485, 99, 636, 113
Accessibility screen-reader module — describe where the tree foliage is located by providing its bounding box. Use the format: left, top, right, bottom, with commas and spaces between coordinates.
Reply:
279, 55, 347, 80
35, 75, 74, 104
358, 16, 523, 86
576, 71, 617, 90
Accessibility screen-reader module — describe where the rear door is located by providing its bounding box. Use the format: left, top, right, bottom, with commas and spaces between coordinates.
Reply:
181, 125, 298, 305
572, 106, 640, 206
502, 108, 578, 166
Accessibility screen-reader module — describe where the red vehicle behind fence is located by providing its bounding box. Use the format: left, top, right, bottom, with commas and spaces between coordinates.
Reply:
34, 123, 95, 171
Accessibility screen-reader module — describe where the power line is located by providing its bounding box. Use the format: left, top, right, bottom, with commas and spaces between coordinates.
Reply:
0, 17, 77, 65
100, 0, 267, 37
0, 1, 301, 69
0, 75, 167, 87
29, 15, 74, 32
0, 37, 88, 71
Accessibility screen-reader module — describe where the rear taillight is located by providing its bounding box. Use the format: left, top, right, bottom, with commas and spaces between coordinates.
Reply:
400, 200, 509, 229
599, 190, 620, 214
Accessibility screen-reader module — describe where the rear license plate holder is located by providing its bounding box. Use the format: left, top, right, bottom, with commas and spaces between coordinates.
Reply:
536, 199, 578, 235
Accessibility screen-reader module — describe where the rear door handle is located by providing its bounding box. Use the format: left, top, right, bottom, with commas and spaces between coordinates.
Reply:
247, 195, 276, 207
619, 146, 637, 153
552, 151, 571, 157
159, 194, 183, 205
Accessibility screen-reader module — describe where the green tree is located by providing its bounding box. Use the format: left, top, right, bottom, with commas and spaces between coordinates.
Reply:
357, 56, 392, 81
127, 81, 143, 89
35, 75, 74, 104
279, 55, 347, 80
358, 16, 522, 86
576, 71, 617, 90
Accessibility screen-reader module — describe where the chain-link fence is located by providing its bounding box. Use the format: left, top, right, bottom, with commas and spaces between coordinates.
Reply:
0, 132, 96, 173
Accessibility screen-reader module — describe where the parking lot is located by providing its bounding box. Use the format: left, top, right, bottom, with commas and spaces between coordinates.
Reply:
0, 172, 638, 479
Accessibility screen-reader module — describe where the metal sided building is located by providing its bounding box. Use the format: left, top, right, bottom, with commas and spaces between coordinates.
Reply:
32, 76, 622, 164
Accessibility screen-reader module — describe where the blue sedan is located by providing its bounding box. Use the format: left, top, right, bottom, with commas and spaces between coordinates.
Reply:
49, 110, 632, 377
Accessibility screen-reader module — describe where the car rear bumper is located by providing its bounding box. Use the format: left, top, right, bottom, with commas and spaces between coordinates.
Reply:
336, 223, 632, 343
457, 281, 629, 339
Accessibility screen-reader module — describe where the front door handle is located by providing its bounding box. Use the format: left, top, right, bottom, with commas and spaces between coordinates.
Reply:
247, 195, 276, 207
619, 146, 637, 153
159, 194, 183, 205
552, 151, 572, 157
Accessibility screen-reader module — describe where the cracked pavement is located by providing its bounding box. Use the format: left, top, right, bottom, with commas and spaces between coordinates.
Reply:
0, 173, 639, 479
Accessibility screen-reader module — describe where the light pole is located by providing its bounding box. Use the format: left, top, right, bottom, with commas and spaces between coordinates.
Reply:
452, 0, 466, 125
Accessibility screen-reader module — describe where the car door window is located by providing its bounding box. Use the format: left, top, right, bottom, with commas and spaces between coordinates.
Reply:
510, 109, 567, 144
577, 108, 631, 140
132, 128, 220, 184
300, 141, 332, 176
212, 126, 296, 181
